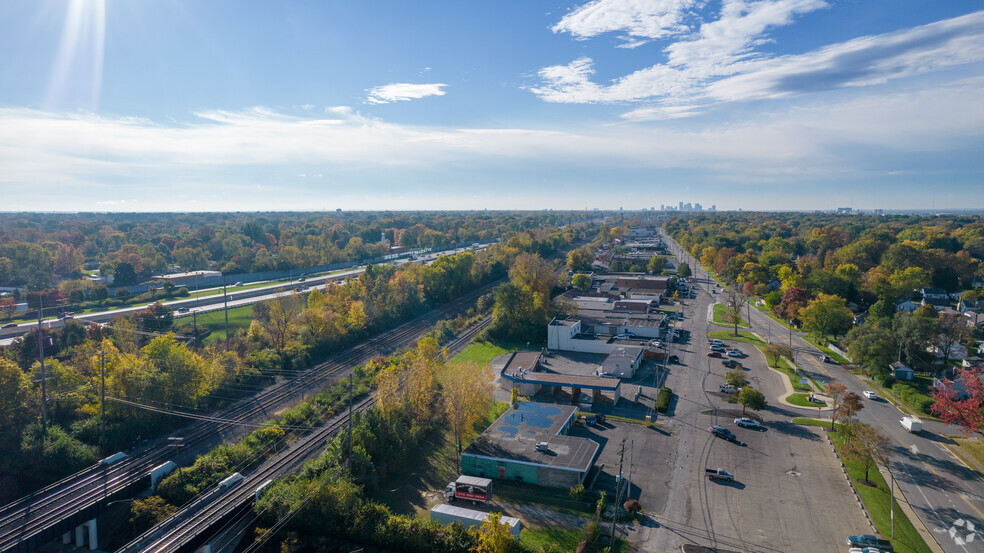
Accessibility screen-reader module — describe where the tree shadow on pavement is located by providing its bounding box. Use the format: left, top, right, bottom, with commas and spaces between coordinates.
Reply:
767, 420, 821, 441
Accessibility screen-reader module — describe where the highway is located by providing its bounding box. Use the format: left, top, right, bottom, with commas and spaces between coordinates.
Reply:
661, 228, 984, 552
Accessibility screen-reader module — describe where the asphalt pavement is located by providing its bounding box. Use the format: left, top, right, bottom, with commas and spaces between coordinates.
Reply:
661, 228, 984, 553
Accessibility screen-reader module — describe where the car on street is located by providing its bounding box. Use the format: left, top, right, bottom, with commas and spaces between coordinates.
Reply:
726, 349, 743, 357
722, 359, 742, 368
863, 391, 879, 400
734, 417, 763, 429
710, 344, 726, 352
1, 323, 16, 329
177, 307, 189, 313
709, 426, 736, 441
707, 351, 723, 358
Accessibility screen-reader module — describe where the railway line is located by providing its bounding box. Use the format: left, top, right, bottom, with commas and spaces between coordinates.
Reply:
118, 315, 492, 553
0, 283, 496, 553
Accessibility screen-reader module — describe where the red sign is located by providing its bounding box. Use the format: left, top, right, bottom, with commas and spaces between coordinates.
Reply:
456, 490, 490, 501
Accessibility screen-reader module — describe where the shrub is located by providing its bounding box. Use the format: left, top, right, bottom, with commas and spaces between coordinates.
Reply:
891, 383, 934, 415
873, 372, 896, 388
656, 387, 673, 414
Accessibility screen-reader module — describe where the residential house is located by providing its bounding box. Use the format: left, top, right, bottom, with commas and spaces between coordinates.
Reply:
896, 299, 920, 313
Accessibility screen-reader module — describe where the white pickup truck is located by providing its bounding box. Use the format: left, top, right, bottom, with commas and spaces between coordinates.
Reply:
704, 468, 734, 482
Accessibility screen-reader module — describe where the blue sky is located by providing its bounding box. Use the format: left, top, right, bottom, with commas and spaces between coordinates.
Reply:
0, 0, 981, 212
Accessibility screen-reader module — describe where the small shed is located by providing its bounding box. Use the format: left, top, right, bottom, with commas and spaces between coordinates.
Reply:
890, 361, 914, 381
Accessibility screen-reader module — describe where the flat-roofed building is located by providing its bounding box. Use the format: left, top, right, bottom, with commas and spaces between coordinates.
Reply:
461, 402, 599, 488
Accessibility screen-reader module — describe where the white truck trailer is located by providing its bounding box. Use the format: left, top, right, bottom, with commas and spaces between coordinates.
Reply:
430, 504, 520, 538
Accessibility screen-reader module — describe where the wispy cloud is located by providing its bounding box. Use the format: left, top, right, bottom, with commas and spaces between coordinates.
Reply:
1, 78, 980, 209
552, 0, 697, 47
366, 82, 447, 104
534, 2, 984, 115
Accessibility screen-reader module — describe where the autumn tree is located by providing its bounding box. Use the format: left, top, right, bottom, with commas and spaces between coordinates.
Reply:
724, 287, 749, 337
737, 387, 767, 415
678, 262, 692, 279
647, 256, 667, 275
571, 273, 592, 292
775, 287, 810, 320
255, 293, 304, 355
763, 344, 792, 368
826, 381, 848, 430
726, 368, 748, 389
0, 358, 31, 429
931, 367, 984, 433
0, 297, 16, 321
566, 248, 593, 272
471, 511, 513, 553
842, 423, 891, 485
845, 323, 897, 376
442, 361, 494, 471
800, 293, 854, 341
838, 392, 865, 424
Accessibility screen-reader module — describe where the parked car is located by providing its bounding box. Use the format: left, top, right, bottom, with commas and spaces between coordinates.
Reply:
846, 535, 894, 552
707, 351, 723, 358
709, 426, 736, 441
719, 384, 739, 394
722, 359, 742, 368
704, 468, 734, 481
614, 333, 633, 340
667, 355, 679, 364
863, 391, 879, 400
708, 339, 725, 346
710, 344, 726, 352
649, 340, 665, 349
726, 349, 743, 357
734, 417, 762, 429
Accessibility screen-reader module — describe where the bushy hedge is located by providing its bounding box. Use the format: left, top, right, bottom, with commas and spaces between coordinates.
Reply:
873, 372, 896, 388
891, 383, 934, 414
656, 387, 673, 414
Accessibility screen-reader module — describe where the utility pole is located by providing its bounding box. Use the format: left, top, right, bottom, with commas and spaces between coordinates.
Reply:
609, 438, 627, 551
100, 349, 106, 453
788, 320, 794, 364
192, 309, 198, 343
37, 296, 48, 437
223, 278, 230, 352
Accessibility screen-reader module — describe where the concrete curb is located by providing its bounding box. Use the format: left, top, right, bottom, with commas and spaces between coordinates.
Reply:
827, 432, 877, 532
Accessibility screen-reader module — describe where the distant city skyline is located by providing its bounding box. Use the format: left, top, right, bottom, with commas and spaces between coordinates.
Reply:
0, 1, 981, 211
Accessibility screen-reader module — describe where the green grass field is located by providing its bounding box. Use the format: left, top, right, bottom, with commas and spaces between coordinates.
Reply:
519, 528, 628, 553
450, 339, 527, 366
787, 392, 826, 407
711, 303, 749, 327
172, 304, 255, 345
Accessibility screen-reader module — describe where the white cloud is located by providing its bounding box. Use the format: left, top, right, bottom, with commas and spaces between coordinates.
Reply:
552, 0, 697, 43
366, 82, 447, 104
534, 3, 984, 114
1, 80, 980, 209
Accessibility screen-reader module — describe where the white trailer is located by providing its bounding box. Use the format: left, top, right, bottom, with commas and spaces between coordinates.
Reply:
900, 416, 922, 433
149, 461, 177, 491
99, 452, 128, 466
430, 504, 521, 538
217, 472, 244, 491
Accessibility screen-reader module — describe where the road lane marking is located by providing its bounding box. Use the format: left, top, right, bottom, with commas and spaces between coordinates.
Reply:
895, 436, 984, 523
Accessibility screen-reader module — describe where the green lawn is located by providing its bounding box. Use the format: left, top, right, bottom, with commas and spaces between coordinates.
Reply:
520, 528, 628, 553
711, 303, 749, 327
450, 339, 526, 366
792, 417, 841, 429
828, 430, 932, 553
172, 304, 255, 345
786, 393, 826, 407
706, 330, 811, 392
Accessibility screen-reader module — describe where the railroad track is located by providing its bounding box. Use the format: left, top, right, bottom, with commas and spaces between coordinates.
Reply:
0, 284, 496, 553
118, 315, 493, 553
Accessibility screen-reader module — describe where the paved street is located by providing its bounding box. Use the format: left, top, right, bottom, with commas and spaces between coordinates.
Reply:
662, 229, 984, 552
617, 251, 869, 551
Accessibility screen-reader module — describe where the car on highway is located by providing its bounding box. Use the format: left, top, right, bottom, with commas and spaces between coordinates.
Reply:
1, 323, 16, 329
234, 281, 243, 286
734, 417, 763, 429
710, 344, 726, 352
726, 349, 743, 357
709, 426, 736, 441
177, 307, 189, 313
863, 391, 879, 400
707, 351, 723, 358
722, 359, 742, 368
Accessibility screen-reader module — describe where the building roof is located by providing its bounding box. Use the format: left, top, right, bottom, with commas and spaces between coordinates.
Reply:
890, 361, 911, 371
462, 402, 599, 473
430, 504, 520, 528
613, 300, 655, 313
501, 351, 543, 374
600, 346, 644, 376
502, 369, 621, 391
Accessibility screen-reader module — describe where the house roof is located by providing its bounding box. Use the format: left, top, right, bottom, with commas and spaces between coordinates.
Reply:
890, 361, 911, 371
